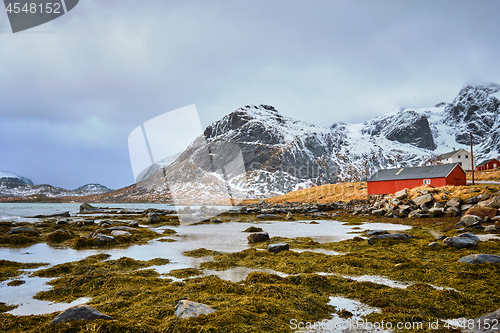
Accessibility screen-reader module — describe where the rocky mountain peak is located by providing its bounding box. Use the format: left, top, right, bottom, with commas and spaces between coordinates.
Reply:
442, 82, 500, 146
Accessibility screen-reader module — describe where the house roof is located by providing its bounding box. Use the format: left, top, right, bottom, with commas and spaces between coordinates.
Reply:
438, 148, 470, 160
367, 163, 464, 182
476, 158, 499, 168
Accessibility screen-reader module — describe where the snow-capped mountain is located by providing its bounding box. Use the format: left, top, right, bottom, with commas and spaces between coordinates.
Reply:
0, 177, 113, 198
109, 82, 499, 202
0, 171, 33, 185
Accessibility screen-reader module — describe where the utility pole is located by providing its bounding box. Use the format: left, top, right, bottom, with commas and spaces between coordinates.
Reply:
470, 132, 475, 186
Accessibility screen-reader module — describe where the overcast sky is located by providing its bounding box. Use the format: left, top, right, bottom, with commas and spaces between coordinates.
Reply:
1, 0, 499, 189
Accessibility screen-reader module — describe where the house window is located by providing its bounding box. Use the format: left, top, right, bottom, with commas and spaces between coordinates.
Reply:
465, 155, 468, 158
423, 179, 431, 185
494, 164, 497, 168
458, 155, 461, 158
459, 162, 462, 166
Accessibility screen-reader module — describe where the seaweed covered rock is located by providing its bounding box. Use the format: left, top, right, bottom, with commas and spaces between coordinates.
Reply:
50, 305, 113, 325
458, 254, 500, 264
7, 227, 38, 235
367, 233, 413, 245
175, 300, 216, 319
247, 232, 270, 243
80, 203, 99, 213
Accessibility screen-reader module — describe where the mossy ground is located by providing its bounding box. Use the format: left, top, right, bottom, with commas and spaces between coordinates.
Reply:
1, 213, 499, 332
0, 260, 47, 282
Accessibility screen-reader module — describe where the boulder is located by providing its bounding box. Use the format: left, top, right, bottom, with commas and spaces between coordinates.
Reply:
128, 221, 139, 227
285, 212, 294, 220
428, 242, 440, 248
175, 300, 216, 319
372, 209, 386, 217
464, 195, 482, 205
443, 233, 480, 249
366, 230, 387, 236
464, 308, 500, 333
56, 219, 70, 225
50, 305, 113, 325
415, 213, 434, 218
367, 233, 413, 245
111, 230, 132, 237
429, 207, 444, 216
395, 189, 408, 200
247, 232, 270, 243
461, 204, 474, 212
91, 233, 114, 242
408, 209, 422, 218
79, 203, 99, 213
148, 214, 160, 223
460, 215, 483, 226
106, 226, 137, 231
458, 254, 500, 264
477, 196, 500, 209
465, 206, 498, 219
446, 197, 462, 207
485, 225, 497, 232
268, 243, 289, 253
7, 227, 38, 235
413, 194, 434, 206
445, 206, 460, 217
256, 214, 280, 219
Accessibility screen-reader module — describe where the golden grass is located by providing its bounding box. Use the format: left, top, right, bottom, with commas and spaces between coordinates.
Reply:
265, 182, 368, 204
467, 169, 500, 181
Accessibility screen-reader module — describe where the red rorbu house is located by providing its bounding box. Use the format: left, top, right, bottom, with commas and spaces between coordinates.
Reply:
367, 163, 466, 195
476, 158, 500, 172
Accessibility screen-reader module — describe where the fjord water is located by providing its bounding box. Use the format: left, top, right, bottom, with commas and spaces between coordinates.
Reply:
0, 203, 411, 316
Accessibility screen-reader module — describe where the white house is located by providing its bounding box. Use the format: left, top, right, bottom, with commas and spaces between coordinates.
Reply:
438, 148, 473, 171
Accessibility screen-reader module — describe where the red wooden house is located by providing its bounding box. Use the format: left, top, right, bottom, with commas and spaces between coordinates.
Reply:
367, 163, 466, 195
476, 158, 500, 171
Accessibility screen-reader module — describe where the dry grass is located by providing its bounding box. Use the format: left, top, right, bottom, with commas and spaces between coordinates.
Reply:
264, 182, 368, 204
467, 169, 500, 181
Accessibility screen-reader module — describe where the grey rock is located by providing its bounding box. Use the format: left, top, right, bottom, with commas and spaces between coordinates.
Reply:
413, 194, 434, 206
56, 219, 70, 225
367, 233, 413, 245
464, 195, 482, 205
420, 204, 430, 213
106, 226, 137, 231
372, 209, 386, 217
464, 308, 500, 333
485, 225, 497, 232
50, 305, 113, 325
445, 206, 460, 216
268, 243, 289, 253
460, 215, 483, 226
446, 197, 462, 207
461, 204, 474, 211
175, 300, 216, 319
458, 254, 500, 264
111, 230, 132, 237
366, 230, 387, 236
148, 214, 160, 223
285, 212, 294, 220
458, 232, 481, 242
428, 242, 440, 248
407, 209, 422, 218
128, 221, 139, 228
256, 214, 280, 219
247, 232, 270, 243
415, 213, 434, 218
7, 227, 38, 235
429, 207, 444, 216
395, 189, 408, 200
443, 233, 479, 249
478, 196, 500, 209
91, 233, 114, 242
